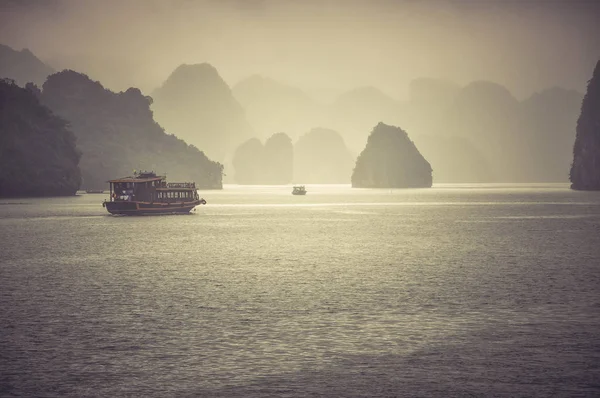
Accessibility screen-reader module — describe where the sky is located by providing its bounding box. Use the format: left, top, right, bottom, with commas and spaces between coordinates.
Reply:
1, 0, 599, 100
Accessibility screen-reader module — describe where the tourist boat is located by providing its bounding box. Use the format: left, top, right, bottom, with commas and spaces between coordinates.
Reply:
102, 171, 206, 215
85, 189, 104, 194
292, 185, 307, 195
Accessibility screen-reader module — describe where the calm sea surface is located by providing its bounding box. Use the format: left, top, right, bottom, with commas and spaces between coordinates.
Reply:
1, 184, 599, 397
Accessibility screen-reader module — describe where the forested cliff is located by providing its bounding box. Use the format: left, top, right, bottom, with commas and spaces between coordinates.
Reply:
0, 79, 81, 196
570, 60, 600, 190
40, 70, 223, 190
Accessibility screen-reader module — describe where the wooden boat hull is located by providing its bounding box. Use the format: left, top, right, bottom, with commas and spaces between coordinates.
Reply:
104, 200, 204, 215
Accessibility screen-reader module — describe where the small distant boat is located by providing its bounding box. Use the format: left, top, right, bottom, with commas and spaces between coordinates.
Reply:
86, 189, 105, 194
102, 171, 207, 215
292, 185, 307, 195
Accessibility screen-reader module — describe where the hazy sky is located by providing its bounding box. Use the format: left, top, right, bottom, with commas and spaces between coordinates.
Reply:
1, 0, 599, 100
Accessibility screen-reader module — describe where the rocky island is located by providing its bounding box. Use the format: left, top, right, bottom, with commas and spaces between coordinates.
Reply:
351, 122, 432, 188
570, 60, 600, 190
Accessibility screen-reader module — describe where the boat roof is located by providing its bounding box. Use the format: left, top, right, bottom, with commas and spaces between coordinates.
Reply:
156, 187, 194, 191
107, 176, 164, 183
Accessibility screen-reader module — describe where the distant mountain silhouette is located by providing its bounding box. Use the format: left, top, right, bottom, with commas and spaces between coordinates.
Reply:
0, 44, 54, 87
402, 77, 461, 134
264, 133, 294, 184
228, 73, 582, 184
232, 132, 294, 184
570, 60, 600, 190
352, 123, 432, 188
44, 52, 147, 94
326, 87, 403, 153
151, 63, 253, 162
40, 70, 223, 190
294, 128, 355, 184
444, 81, 522, 181
0, 78, 81, 197
232, 138, 265, 184
411, 134, 493, 183
400, 78, 583, 183
232, 75, 322, 140
521, 87, 583, 182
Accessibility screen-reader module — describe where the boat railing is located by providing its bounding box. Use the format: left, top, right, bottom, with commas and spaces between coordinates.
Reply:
166, 182, 196, 189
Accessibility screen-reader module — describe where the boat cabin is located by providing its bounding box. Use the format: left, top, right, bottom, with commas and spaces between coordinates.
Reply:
108, 171, 199, 203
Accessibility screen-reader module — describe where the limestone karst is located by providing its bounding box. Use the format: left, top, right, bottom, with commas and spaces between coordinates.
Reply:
264, 133, 294, 184
151, 63, 253, 162
232, 75, 321, 141
40, 70, 223, 190
352, 123, 432, 188
232, 133, 294, 184
232, 138, 265, 185
570, 60, 600, 190
294, 128, 355, 184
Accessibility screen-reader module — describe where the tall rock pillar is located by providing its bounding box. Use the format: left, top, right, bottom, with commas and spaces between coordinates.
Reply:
570, 60, 600, 190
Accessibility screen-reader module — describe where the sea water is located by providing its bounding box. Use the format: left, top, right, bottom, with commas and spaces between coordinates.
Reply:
1, 184, 599, 397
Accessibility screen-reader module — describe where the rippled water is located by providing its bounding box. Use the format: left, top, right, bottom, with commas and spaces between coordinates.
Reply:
1, 184, 599, 397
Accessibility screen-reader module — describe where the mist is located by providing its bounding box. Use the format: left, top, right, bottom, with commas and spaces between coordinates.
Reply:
3, 2, 600, 395
1, 0, 598, 99
1, 0, 599, 183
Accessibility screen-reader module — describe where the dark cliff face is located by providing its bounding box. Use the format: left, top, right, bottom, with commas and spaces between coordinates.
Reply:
570, 60, 600, 190
151, 63, 253, 162
40, 70, 223, 190
0, 44, 55, 87
0, 79, 81, 197
352, 122, 432, 188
